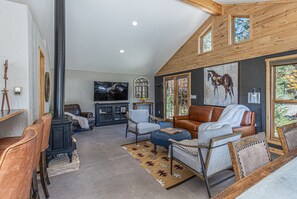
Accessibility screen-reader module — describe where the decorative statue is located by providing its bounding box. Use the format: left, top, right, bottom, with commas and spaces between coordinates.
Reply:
1, 60, 10, 111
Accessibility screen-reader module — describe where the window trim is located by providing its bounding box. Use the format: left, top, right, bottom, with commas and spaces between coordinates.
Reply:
198, 25, 213, 54
230, 15, 252, 45
265, 54, 297, 146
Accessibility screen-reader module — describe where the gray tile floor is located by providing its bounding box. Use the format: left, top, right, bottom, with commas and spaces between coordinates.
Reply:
40, 124, 234, 199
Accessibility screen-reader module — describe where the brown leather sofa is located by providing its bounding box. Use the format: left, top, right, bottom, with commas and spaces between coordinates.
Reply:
65, 104, 95, 130
173, 105, 256, 139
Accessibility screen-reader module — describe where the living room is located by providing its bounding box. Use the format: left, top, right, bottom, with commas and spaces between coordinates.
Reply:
1, 0, 297, 199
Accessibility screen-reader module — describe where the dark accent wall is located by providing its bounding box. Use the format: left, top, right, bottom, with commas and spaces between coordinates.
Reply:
155, 50, 297, 133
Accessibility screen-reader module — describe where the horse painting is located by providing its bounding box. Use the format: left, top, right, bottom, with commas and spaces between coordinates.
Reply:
207, 70, 234, 101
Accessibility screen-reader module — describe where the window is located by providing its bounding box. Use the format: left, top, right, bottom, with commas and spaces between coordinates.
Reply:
266, 55, 297, 146
273, 64, 297, 138
134, 77, 149, 99
233, 16, 251, 44
199, 27, 212, 54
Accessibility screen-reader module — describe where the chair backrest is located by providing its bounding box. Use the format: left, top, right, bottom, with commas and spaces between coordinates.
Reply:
189, 106, 213, 123
65, 104, 81, 116
228, 133, 272, 181
206, 133, 242, 176
129, 110, 149, 123
277, 122, 297, 154
198, 125, 233, 174
27, 119, 44, 168
0, 128, 37, 199
41, 113, 53, 152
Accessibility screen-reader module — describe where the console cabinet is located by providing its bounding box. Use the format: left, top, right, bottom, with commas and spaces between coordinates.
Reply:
95, 103, 129, 126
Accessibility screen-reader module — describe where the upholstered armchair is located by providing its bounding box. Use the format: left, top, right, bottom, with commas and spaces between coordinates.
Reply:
169, 125, 241, 198
126, 110, 161, 145
65, 104, 95, 130
277, 122, 297, 154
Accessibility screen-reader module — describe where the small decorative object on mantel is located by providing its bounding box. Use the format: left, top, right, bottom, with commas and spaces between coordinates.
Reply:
140, 97, 147, 102
1, 60, 10, 111
160, 128, 183, 135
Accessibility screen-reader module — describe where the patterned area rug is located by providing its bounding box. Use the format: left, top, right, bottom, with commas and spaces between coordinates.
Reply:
122, 141, 195, 189
47, 150, 80, 177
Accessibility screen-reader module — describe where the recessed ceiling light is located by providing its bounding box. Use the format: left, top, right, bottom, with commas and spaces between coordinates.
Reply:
132, 21, 138, 26
119, 49, 125, 54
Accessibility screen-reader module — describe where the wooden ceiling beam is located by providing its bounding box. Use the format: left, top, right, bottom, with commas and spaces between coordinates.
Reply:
182, 0, 222, 15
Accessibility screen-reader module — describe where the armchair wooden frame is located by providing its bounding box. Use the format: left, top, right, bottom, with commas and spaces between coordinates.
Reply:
169, 133, 241, 198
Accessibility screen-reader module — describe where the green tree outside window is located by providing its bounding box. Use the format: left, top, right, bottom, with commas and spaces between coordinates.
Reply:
202, 30, 212, 53
234, 17, 250, 43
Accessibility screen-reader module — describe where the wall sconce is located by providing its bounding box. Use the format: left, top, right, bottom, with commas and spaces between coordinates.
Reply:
248, 88, 261, 104
14, 86, 22, 95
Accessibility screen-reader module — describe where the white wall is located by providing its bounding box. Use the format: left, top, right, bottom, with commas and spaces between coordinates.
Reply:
28, 9, 52, 122
0, 1, 52, 137
65, 69, 155, 114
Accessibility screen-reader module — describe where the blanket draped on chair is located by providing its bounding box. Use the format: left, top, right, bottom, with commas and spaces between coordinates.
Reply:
199, 104, 250, 131
65, 112, 90, 129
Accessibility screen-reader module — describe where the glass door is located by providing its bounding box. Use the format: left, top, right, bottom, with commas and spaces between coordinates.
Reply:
177, 75, 190, 116
164, 73, 191, 120
164, 77, 175, 120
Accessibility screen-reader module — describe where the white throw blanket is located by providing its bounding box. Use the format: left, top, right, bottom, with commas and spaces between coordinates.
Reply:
199, 104, 250, 131
65, 112, 90, 129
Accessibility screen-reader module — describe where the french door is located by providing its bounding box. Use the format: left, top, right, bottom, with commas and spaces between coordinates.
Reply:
163, 73, 191, 120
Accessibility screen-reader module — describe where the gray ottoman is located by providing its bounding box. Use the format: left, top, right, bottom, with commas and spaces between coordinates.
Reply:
150, 129, 192, 151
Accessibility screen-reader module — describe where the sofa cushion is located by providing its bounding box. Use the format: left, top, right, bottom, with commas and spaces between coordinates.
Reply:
175, 120, 201, 131
65, 104, 81, 116
211, 107, 224, 122
189, 106, 213, 123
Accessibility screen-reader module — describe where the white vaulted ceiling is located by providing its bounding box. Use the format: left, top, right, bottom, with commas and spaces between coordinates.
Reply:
8, 0, 272, 75
65, 0, 209, 75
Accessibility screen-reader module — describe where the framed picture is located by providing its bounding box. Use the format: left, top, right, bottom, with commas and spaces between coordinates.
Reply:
45, 72, 50, 102
204, 62, 238, 106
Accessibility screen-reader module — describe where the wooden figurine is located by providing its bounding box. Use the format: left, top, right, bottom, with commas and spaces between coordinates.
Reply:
1, 60, 10, 111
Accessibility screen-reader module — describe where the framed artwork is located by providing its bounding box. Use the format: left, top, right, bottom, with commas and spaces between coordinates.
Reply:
45, 72, 50, 102
204, 62, 238, 106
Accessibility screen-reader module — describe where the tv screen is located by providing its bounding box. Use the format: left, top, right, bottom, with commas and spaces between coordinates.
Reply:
94, 81, 128, 101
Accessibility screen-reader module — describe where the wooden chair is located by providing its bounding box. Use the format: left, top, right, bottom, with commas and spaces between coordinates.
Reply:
228, 132, 272, 181
29, 120, 44, 199
0, 127, 37, 199
39, 113, 53, 198
277, 122, 297, 154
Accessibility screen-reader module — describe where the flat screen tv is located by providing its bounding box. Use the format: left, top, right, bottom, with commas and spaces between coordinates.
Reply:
94, 81, 128, 101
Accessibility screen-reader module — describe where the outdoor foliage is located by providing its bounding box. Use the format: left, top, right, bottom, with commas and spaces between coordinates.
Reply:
234, 17, 250, 43
202, 30, 212, 53
274, 65, 297, 137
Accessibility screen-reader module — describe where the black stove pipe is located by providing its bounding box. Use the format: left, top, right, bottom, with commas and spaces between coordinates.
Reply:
54, 0, 66, 118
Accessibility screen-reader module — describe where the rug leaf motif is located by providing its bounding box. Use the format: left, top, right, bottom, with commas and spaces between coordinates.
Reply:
122, 141, 195, 189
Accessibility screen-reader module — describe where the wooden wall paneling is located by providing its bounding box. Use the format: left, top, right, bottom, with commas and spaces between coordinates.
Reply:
156, 2, 297, 76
